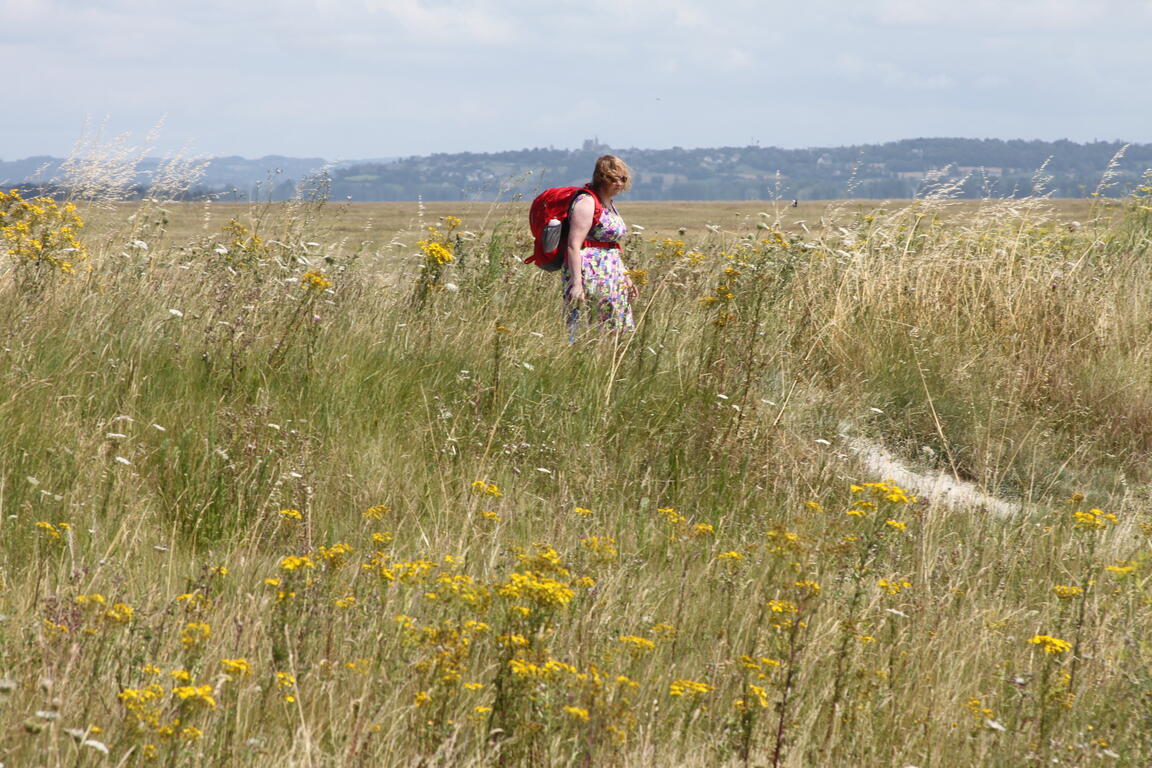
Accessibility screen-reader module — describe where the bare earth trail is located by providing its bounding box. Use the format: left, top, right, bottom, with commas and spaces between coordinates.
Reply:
847, 436, 1020, 516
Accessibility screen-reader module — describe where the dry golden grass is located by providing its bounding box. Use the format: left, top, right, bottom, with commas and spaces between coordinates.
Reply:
76, 198, 1110, 254
2, 190, 1150, 767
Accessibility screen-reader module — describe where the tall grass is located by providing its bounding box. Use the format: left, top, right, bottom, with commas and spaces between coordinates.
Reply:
0, 185, 1149, 766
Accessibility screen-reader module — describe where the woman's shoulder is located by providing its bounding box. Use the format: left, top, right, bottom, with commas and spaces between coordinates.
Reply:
571, 192, 597, 211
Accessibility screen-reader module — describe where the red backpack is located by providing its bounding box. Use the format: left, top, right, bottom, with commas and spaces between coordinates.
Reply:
524, 185, 603, 271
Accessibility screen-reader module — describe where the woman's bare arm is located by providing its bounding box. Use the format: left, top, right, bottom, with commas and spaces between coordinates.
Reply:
565, 194, 595, 304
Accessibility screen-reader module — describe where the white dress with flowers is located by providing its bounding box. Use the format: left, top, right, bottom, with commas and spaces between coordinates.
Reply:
561, 197, 634, 335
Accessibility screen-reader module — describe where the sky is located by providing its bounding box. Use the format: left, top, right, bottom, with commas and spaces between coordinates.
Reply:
4, 0, 1151, 160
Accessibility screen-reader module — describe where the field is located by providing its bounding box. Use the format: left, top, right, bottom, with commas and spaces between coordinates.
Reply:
77, 197, 1107, 253
1, 188, 1150, 767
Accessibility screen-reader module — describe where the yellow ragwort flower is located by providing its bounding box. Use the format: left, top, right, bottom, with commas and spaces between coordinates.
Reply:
300, 270, 333, 291
1072, 509, 1118, 531
220, 658, 252, 677
280, 555, 315, 571
470, 480, 503, 498
564, 706, 590, 722
877, 578, 912, 595
669, 679, 714, 697
363, 504, 392, 520
618, 635, 656, 655
173, 684, 217, 709
180, 622, 211, 649
1029, 634, 1072, 654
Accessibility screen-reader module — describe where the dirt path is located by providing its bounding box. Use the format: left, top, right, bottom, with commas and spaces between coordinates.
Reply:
847, 437, 1019, 516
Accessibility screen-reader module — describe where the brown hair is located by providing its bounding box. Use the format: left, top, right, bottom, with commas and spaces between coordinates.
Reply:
591, 154, 632, 194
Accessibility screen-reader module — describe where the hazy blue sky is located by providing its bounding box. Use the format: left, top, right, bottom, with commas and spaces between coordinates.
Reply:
4, 0, 1150, 159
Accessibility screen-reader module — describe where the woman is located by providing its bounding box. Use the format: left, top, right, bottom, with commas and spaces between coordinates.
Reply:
563, 155, 638, 338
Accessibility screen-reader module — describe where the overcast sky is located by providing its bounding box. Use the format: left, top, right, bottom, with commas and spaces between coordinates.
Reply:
4, 0, 1150, 159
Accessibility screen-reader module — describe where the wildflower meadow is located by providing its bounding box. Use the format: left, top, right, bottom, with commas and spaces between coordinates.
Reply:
1, 175, 1150, 766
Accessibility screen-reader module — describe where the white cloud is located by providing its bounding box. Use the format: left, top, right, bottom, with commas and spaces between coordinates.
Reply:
868, 0, 1138, 29
361, 0, 517, 44
834, 53, 955, 91
718, 47, 755, 71
2, 0, 1151, 158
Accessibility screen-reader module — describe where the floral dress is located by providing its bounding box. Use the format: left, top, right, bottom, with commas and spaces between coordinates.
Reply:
561, 196, 634, 337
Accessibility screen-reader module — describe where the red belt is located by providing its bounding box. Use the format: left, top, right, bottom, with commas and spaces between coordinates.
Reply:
583, 240, 620, 249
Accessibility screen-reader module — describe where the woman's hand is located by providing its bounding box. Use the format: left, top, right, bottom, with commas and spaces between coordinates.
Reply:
568, 281, 586, 305
624, 274, 638, 301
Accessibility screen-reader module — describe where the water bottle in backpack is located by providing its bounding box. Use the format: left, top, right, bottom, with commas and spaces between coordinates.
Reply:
542, 218, 563, 254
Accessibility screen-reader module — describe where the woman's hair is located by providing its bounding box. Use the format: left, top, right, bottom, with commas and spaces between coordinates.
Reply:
591, 154, 632, 193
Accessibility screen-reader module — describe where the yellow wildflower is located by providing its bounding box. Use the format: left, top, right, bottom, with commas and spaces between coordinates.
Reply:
618, 635, 656, 655
220, 658, 252, 677
470, 480, 503, 498
580, 536, 619, 561
497, 633, 529, 648
300, 270, 333, 291
1029, 635, 1072, 654
35, 521, 70, 540
741, 684, 771, 709
564, 706, 590, 722
318, 542, 354, 567
497, 571, 574, 608
363, 504, 391, 520
280, 555, 315, 571
276, 672, 296, 702
75, 593, 107, 607
418, 240, 453, 265
669, 679, 714, 697
1072, 509, 1118, 531
877, 578, 912, 595
854, 480, 916, 504
104, 603, 134, 626
173, 685, 216, 709
180, 622, 211, 649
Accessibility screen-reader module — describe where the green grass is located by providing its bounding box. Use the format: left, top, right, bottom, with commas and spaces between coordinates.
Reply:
0, 192, 1150, 766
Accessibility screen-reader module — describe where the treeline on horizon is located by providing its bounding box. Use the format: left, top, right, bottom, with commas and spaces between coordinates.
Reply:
3, 138, 1149, 202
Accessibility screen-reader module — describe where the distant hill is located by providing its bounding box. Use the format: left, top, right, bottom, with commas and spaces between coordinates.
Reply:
3, 139, 1148, 201
0, 155, 352, 201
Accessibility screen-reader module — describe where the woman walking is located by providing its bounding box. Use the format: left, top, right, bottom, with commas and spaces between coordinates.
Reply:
563, 155, 638, 339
